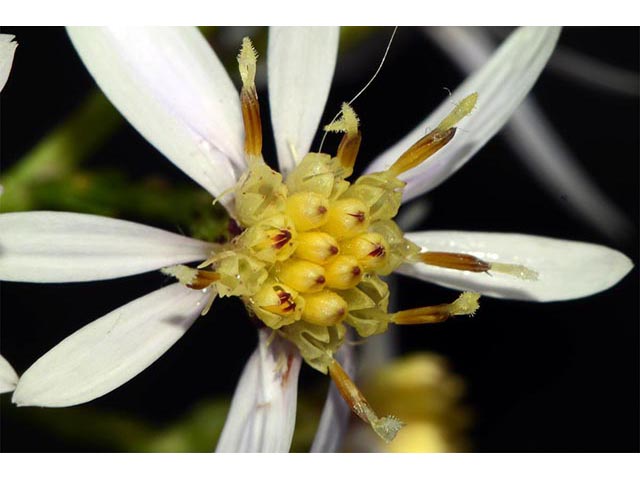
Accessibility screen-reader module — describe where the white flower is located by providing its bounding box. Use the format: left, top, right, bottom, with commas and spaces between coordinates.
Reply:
0, 27, 632, 452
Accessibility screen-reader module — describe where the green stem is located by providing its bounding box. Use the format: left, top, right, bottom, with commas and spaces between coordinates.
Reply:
1, 90, 123, 212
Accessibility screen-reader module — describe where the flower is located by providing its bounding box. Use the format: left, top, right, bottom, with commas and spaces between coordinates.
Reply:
0, 27, 632, 452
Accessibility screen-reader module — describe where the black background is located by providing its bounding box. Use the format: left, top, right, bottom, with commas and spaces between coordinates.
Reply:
1, 27, 638, 452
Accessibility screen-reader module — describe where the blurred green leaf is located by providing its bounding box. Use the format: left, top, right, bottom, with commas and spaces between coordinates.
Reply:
1, 90, 123, 212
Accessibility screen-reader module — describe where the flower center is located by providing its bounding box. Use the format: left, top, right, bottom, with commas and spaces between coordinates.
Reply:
163, 36, 537, 443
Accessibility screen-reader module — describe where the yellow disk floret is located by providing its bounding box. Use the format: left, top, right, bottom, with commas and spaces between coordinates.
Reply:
294, 232, 340, 264
323, 255, 364, 290
285, 192, 329, 231
340, 232, 390, 272
301, 290, 349, 326
324, 198, 370, 239
277, 259, 326, 293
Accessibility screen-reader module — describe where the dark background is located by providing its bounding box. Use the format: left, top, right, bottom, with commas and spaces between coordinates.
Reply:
1, 27, 638, 452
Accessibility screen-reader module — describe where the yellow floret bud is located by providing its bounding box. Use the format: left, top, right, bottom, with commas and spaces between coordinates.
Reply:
324, 255, 364, 290
277, 259, 326, 293
340, 232, 390, 272
253, 282, 303, 329
285, 192, 330, 231
301, 291, 348, 326
294, 231, 340, 264
323, 198, 370, 239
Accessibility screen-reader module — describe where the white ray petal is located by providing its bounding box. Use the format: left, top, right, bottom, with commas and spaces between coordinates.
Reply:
366, 27, 561, 202
0, 211, 213, 283
399, 231, 633, 302
0, 34, 17, 92
548, 45, 640, 97
310, 342, 354, 453
0, 354, 19, 394
67, 27, 244, 204
504, 100, 633, 241
423, 26, 632, 241
268, 27, 340, 175
216, 330, 302, 453
13, 283, 209, 407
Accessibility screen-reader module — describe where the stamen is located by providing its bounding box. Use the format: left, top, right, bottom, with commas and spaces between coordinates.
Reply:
387, 92, 478, 177
328, 358, 404, 443
349, 211, 366, 223
419, 251, 490, 272
391, 292, 480, 325
189, 270, 221, 290
162, 265, 220, 290
336, 128, 362, 175
262, 287, 297, 314
271, 229, 292, 250
238, 37, 262, 157
387, 127, 456, 176
418, 251, 539, 280
258, 285, 298, 316
250, 227, 293, 253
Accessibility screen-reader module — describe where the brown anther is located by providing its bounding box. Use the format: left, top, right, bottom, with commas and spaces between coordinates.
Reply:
419, 251, 490, 272
316, 275, 326, 285
369, 245, 386, 258
263, 287, 297, 314
328, 358, 404, 443
329, 245, 339, 255
352, 266, 362, 276
318, 205, 328, 215
272, 229, 292, 250
348, 211, 366, 223
241, 88, 263, 156
328, 359, 371, 424
391, 304, 454, 325
387, 127, 456, 176
337, 130, 362, 175
188, 270, 220, 290
391, 292, 480, 325
228, 218, 243, 237
278, 293, 296, 313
